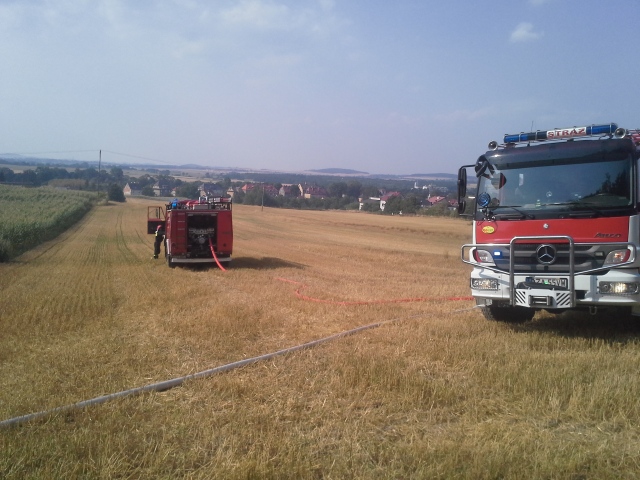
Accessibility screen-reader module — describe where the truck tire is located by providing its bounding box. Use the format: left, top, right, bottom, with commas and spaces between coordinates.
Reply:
479, 302, 535, 323
166, 255, 175, 268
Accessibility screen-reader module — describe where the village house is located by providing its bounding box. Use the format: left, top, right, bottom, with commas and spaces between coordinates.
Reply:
278, 185, 297, 197
379, 191, 401, 211
241, 183, 256, 193
123, 182, 142, 196
242, 183, 279, 196
358, 196, 379, 210
263, 184, 279, 196
425, 194, 447, 207
299, 184, 328, 199
199, 182, 224, 197
358, 191, 400, 211
153, 180, 172, 197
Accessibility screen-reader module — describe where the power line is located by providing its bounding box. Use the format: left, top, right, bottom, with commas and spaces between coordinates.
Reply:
0, 150, 97, 157
100, 150, 171, 164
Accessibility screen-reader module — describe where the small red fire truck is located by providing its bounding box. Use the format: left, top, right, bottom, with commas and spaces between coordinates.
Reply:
458, 123, 640, 322
147, 196, 233, 268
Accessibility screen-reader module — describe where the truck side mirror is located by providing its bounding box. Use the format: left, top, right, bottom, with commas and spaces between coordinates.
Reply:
457, 199, 466, 215
458, 167, 467, 198
457, 165, 475, 216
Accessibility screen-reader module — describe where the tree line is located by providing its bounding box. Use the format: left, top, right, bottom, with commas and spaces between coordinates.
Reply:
0, 164, 457, 216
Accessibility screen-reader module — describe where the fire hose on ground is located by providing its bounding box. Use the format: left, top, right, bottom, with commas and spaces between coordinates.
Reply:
276, 277, 473, 305
0, 279, 474, 429
209, 237, 226, 271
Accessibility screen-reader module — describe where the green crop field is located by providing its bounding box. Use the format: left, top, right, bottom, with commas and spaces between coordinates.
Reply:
0, 185, 99, 261
1, 198, 640, 478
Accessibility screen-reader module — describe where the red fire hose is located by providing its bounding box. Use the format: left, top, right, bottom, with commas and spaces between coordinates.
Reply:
275, 277, 473, 305
208, 237, 227, 271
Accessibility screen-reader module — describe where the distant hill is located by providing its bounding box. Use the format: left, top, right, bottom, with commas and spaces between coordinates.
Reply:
307, 168, 369, 175
179, 164, 208, 169
0, 155, 457, 179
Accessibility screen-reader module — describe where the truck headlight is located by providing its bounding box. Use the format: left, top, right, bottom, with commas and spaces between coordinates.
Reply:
604, 249, 632, 265
598, 282, 639, 295
471, 278, 499, 290
472, 249, 495, 265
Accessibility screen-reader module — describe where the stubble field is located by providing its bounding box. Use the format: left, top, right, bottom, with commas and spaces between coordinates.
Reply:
1, 198, 640, 479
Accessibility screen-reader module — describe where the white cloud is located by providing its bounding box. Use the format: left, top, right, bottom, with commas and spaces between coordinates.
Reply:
97, 0, 125, 27
217, 0, 345, 38
318, 0, 335, 11
0, 3, 23, 31
510, 22, 543, 43
220, 0, 292, 30
170, 38, 207, 59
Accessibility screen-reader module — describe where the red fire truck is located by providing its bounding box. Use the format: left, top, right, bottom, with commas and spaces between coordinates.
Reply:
457, 123, 640, 322
147, 196, 233, 268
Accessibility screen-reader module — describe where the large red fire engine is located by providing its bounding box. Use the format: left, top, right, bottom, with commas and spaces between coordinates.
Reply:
457, 123, 640, 322
147, 196, 233, 268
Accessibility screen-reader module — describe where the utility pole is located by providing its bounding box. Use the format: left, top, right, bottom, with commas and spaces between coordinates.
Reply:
98, 149, 102, 197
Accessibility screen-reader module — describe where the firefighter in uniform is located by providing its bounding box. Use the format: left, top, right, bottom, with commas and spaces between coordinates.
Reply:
153, 224, 165, 259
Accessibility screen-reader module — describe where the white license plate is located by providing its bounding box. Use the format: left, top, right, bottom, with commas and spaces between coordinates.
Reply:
528, 277, 568, 288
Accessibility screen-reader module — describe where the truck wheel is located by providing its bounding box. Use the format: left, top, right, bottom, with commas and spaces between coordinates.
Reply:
480, 303, 535, 323
166, 255, 175, 268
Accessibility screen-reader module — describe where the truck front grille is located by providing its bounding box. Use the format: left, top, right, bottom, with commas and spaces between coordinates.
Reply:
493, 244, 609, 274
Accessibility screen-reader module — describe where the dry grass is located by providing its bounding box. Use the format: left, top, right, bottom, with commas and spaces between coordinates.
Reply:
1, 200, 640, 478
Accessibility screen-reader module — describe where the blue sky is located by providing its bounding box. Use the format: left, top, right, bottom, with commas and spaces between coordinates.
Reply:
1, 0, 638, 175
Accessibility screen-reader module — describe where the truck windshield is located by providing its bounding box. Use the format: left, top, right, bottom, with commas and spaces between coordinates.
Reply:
476, 156, 633, 218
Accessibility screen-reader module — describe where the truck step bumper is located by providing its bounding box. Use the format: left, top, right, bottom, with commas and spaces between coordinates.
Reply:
514, 288, 573, 308
171, 257, 231, 264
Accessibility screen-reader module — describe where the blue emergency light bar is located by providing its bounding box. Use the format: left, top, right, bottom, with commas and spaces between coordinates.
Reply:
504, 123, 619, 144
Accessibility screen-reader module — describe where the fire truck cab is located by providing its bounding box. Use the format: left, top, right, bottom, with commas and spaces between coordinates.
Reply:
458, 123, 640, 322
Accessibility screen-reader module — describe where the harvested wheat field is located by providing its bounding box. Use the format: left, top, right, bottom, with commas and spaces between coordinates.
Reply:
2, 198, 640, 478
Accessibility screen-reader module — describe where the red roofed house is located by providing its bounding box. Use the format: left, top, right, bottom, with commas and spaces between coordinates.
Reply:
241, 183, 256, 193
242, 183, 279, 196
263, 184, 279, 196
426, 194, 447, 207
380, 191, 401, 211
299, 184, 328, 199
